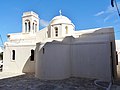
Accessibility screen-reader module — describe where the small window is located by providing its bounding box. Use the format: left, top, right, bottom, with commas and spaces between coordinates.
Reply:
30, 49, 34, 61
25, 22, 27, 32
65, 26, 68, 34
28, 22, 30, 32
55, 27, 58, 37
43, 48, 45, 54
12, 50, 15, 60
35, 24, 37, 32
33, 23, 34, 30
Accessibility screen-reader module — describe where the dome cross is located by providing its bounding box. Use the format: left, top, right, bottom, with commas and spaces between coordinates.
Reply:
59, 10, 62, 16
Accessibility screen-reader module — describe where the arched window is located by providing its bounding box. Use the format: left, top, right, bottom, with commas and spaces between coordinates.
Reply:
25, 20, 30, 32
55, 27, 58, 37
28, 21, 30, 32
30, 49, 34, 61
65, 26, 68, 34
25, 22, 27, 32
33, 23, 34, 30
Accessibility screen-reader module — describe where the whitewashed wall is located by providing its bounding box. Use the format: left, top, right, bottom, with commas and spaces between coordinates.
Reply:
35, 28, 117, 81
35, 42, 70, 80
35, 41, 115, 81
3, 44, 36, 73
36, 27, 48, 42
71, 42, 111, 81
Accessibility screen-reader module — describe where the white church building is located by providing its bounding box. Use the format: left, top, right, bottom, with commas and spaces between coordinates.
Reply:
3, 11, 118, 81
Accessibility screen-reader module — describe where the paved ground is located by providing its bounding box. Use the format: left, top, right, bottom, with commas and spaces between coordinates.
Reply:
0, 72, 120, 90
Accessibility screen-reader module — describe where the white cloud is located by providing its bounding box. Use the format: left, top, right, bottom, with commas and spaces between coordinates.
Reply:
40, 19, 49, 27
94, 11, 104, 16
103, 15, 111, 22
94, 1, 120, 22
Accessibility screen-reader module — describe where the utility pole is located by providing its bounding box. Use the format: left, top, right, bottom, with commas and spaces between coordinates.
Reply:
111, 0, 120, 16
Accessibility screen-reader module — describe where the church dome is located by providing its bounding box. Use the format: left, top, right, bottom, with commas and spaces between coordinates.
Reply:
50, 15, 72, 25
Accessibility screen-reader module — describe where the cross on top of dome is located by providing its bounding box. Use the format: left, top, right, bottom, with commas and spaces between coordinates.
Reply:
59, 10, 62, 16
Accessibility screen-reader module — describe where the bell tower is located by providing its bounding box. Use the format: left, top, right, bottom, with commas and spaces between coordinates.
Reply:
22, 11, 39, 33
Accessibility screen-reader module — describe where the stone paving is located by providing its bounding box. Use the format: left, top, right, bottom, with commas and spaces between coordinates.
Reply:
0, 72, 120, 90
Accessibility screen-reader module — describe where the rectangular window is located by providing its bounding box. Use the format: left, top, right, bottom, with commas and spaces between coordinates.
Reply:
35, 24, 37, 32
30, 50, 34, 61
12, 50, 15, 60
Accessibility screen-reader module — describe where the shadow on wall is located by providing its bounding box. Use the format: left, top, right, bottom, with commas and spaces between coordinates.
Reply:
35, 28, 117, 81
22, 55, 35, 73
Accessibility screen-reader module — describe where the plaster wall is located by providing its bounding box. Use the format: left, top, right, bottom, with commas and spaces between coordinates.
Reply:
71, 42, 111, 81
74, 28, 114, 42
35, 28, 117, 81
61, 24, 74, 36
36, 28, 48, 42
3, 45, 36, 73
35, 42, 70, 80
35, 41, 113, 81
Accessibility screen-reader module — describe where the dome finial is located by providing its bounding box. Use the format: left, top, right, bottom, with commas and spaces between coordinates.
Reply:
59, 10, 62, 16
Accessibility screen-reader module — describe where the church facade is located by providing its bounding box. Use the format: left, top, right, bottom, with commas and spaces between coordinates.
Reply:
3, 11, 117, 81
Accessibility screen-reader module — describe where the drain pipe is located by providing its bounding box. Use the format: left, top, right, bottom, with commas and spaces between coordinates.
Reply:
106, 82, 112, 90
94, 80, 112, 90
94, 41, 116, 90
94, 80, 107, 89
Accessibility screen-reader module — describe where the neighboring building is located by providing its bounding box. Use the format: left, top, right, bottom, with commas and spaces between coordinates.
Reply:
116, 40, 120, 62
3, 11, 117, 81
0, 47, 3, 60
116, 40, 120, 77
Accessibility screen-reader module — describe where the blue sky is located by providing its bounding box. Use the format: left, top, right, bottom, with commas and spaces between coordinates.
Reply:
0, 0, 120, 45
